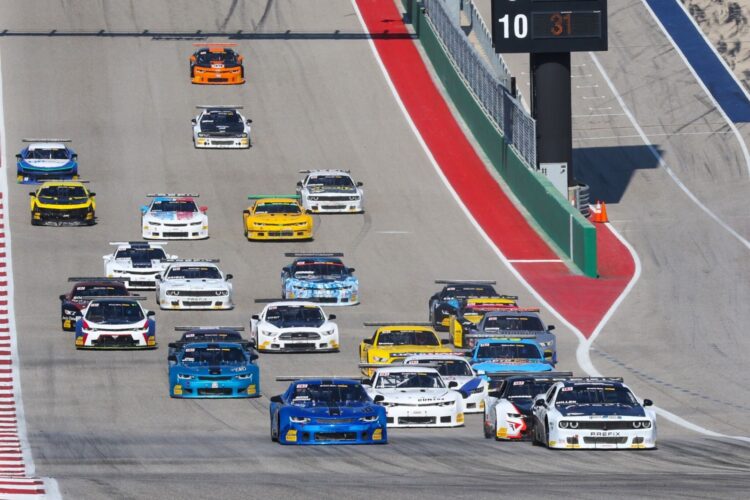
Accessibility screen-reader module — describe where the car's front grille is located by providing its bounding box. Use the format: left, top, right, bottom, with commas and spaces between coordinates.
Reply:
209, 140, 236, 145
92, 335, 138, 347
314, 432, 357, 442
162, 232, 189, 237
267, 231, 295, 236
314, 196, 351, 201
572, 421, 639, 430
398, 416, 436, 425
178, 301, 213, 307
197, 376, 232, 381
197, 388, 232, 395
125, 269, 158, 275
315, 297, 343, 303
208, 77, 228, 82
38, 207, 89, 220
171, 290, 225, 297
582, 436, 628, 445
315, 418, 354, 425
279, 332, 321, 340
164, 222, 189, 227
282, 343, 317, 350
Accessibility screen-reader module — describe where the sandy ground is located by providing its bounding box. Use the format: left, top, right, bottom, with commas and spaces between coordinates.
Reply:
682, 0, 750, 92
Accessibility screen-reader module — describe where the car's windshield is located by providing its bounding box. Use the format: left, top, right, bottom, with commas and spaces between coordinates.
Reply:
71, 285, 126, 301
85, 301, 144, 323
290, 383, 369, 406
443, 285, 497, 299
307, 175, 355, 188
181, 346, 246, 365
475, 343, 541, 360
114, 248, 166, 262
254, 203, 301, 215
166, 266, 222, 280
151, 200, 197, 213
39, 186, 87, 198
202, 111, 241, 125
375, 371, 445, 389
483, 315, 544, 331
29, 148, 68, 160
196, 49, 238, 66
291, 261, 347, 278
265, 305, 325, 328
505, 379, 556, 400
556, 385, 638, 406
377, 330, 440, 346
408, 359, 473, 377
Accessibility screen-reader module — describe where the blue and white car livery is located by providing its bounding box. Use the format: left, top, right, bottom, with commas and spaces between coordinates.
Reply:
402, 354, 487, 413
468, 338, 553, 375
281, 253, 359, 306
16, 139, 78, 183
141, 193, 208, 240
168, 342, 259, 398
103, 241, 175, 290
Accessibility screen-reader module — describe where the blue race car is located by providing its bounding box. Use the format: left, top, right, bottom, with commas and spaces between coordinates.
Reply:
468, 338, 553, 376
168, 342, 260, 398
270, 378, 387, 445
281, 253, 359, 306
16, 139, 78, 184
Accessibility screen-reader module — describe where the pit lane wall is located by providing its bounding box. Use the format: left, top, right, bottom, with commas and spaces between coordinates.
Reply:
403, 0, 597, 277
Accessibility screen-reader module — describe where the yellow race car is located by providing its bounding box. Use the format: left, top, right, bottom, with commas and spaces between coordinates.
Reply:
447, 297, 518, 348
29, 180, 95, 226
243, 195, 313, 241
359, 323, 453, 376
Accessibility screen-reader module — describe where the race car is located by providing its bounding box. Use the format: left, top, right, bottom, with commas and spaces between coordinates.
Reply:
359, 323, 452, 376
482, 372, 572, 440
141, 194, 208, 240
29, 180, 95, 226
468, 338, 553, 375
403, 354, 487, 413
296, 169, 364, 213
270, 377, 387, 445
103, 241, 175, 290
168, 326, 253, 359
156, 259, 233, 310
74, 297, 156, 349
16, 139, 78, 183
59, 278, 130, 331
281, 253, 358, 305
446, 297, 519, 344
531, 377, 657, 449
428, 280, 504, 330
168, 342, 259, 398
450, 307, 557, 362
192, 105, 252, 148
243, 196, 313, 241
364, 365, 465, 428
251, 301, 339, 353
189, 43, 245, 84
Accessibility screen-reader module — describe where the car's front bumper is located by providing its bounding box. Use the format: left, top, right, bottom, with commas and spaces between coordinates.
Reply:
191, 67, 244, 85
194, 136, 250, 148
304, 200, 363, 214
76, 331, 155, 349
279, 422, 386, 445
549, 427, 657, 449
143, 225, 208, 240
171, 380, 258, 398
258, 336, 339, 352
384, 406, 464, 428
462, 392, 486, 414
158, 295, 233, 310
247, 228, 312, 241
284, 289, 358, 306
33, 209, 94, 226
18, 168, 77, 184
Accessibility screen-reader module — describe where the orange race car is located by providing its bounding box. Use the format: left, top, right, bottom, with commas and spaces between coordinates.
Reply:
189, 43, 245, 85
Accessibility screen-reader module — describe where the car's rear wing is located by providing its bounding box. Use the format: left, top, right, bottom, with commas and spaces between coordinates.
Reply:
284, 252, 344, 258
254, 298, 315, 304
196, 105, 243, 109
298, 169, 351, 174
435, 279, 497, 285
109, 241, 165, 247
160, 258, 219, 263
484, 371, 573, 379
565, 377, 624, 383
75, 295, 146, 301
174, 326, 245, 331
39, 179, 89, 183
363, 322, 433, 327
193, 42, 237, 47
248, 195, 300, 200
275, 376, 363, 382
469, 332, 538, 339
68, 277, 126, 283
22, 138, 71, 143
146, 193, 199, 197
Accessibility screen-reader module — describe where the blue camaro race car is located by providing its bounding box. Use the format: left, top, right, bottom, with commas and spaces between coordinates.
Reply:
468, 338, 553, 375
281, 253, 359, 306
270, 378, 387, 445
168, 342, 260, 398
16, 139, 78, 183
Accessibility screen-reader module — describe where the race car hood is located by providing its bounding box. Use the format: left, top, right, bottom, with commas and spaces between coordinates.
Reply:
199, 121, 245, 136
176, 364, 256, 377
290, 403, 379, 419
161, 278, 228, 289
36, 197, 90, 207
381, 345, 453, 357
287, 277, 356, 287
250, 213, 309, 224
21, 158, 72, 169
472, 360, 552, 374
84, 319, 148, 330
556, 403, 646, 418
145, 211, 203, 222
307, 185, 358, 195
372, 388, 456, 404
111, 258, 164, 270
259, 322, 329, 332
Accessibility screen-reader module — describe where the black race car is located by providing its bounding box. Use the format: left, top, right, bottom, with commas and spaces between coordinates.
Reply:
428, 280, 500, 330
59, 278, 129, 331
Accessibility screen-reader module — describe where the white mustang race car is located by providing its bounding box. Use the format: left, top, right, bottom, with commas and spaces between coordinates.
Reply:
532, 377, 657, 449
251, 301, 339, 353
141, 194, 208, 240
296, 169, 364, 213
192, 105, 252, 149
103, 241, 175, 290
364, 365, 465, 428
156, 259, 233, 310
403, 354, 487, 413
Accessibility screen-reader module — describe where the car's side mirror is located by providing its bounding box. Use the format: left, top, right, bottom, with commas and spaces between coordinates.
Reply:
251, 314, 260, 320
29, 192, 35, 197
191, 118, 197, 125
348, 267, 355, 273
147, 310, 156, 317
155, 274, 162, 281
243, 209, 250, 215
168, 342, 177, 348
270, 395, 283, 404
548, 325, 556, 331
15, 154, 21, 160
296, 181, 303, 188
328, 314, 336, 320
246, 119, 253, 124
72, 154, 78, 161
534, 399, 546, 407
488, 390, 503, 398
89, 192, 96, 197
362, 338, 372, 345
249, 353, 259, 361
167, 354, 177, 362
356, 181, 363, 187
199, 206, 208, 212
59, 294, 66, 301
643, 399, 653, 407
373, 395, 385, 403
226, 274, 233, 280
448, 381, 458, 389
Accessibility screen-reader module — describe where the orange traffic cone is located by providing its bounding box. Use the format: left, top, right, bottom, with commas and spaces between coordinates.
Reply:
590, 201, 609, 223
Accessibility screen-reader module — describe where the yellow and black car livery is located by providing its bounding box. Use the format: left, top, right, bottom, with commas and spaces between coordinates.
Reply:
29, 180, 95, 226
358, 322, 452, 376
448, 297, 518, 348
243, 195, 313, 241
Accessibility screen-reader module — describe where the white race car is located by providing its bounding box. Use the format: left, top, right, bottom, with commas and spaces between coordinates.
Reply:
192, 105, 252, 149
364, 365, 465, 428
296, 169, 364, 213
74, 297, 156, 349
251, 301, 339, 353
141, 194, 208, 240
156, 259, 233, 310
403, 354, 487, 413
531, 377, 657, 449
103, 241, 175, 290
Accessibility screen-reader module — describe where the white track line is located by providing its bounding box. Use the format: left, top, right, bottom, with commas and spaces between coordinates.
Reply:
351, 0, 750, 442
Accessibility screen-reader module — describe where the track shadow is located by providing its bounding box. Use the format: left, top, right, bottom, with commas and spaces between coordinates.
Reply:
574, 144, 662, 204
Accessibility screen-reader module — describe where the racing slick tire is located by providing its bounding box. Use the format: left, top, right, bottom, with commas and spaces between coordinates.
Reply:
531, 418, 543, 446
483, 417, 494, 439
270, 416, 279, 442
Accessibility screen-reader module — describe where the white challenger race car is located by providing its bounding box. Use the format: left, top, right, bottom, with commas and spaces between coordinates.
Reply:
296, 169, 364, 213
364, 365, 465, 428
103, 241, 175, 290
141, 194, 208, 240
156, 259, 233, 310
192, 105, 252, 149
251, 301, 339, 353
531, 377, 657, 449
403, 354, 487, 413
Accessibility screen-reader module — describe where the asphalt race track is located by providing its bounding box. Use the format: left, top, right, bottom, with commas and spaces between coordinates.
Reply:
1, 1, 749, 498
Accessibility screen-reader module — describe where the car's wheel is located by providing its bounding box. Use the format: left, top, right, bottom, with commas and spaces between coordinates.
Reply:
270, 415, 279, 442
30, 214, 40, 226
483, 415, 493, 439
531, 418, 542, 446
544, 419, 552, 449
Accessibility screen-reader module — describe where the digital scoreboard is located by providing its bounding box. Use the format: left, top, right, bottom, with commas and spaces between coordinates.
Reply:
491, 0, 608, 53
